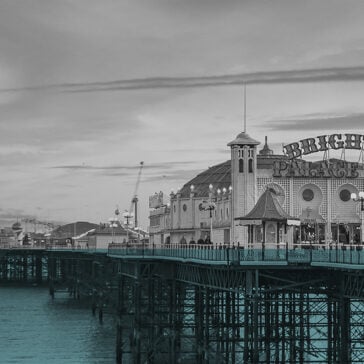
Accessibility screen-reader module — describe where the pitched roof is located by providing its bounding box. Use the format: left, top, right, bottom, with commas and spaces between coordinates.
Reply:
227, 132, 260, 146
236, 188, 296, 221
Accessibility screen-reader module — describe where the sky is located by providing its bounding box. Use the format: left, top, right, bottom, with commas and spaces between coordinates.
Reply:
1, 0, 364, 229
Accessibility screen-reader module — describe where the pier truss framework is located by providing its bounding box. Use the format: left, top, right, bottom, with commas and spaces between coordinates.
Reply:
114, 260, 364, 364
1, 249, 364, 363
0, 249, 46, 283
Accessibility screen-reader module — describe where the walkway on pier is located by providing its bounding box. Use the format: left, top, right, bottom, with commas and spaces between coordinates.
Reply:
108, 243, 364, 270
2, 243, 364, 270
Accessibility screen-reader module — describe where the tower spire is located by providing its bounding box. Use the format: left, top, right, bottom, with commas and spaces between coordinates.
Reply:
243, 84, 247, 133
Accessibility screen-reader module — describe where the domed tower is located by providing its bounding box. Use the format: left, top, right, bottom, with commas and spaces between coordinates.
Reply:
259, 136, 273, 156
228, 132, 260, 245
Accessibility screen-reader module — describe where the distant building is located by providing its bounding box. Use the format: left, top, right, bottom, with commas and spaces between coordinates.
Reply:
0, 227, 17, 246
49, 221, 99, 246
88, 222, 136, 250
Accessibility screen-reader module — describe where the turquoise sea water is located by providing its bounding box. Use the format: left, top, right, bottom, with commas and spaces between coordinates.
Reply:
0, 286, 115, 364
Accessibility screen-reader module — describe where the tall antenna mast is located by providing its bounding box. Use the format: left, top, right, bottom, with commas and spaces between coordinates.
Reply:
243, 83, 247, 133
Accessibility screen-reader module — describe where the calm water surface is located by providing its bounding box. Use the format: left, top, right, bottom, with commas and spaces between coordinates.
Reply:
0, 286, 116, 363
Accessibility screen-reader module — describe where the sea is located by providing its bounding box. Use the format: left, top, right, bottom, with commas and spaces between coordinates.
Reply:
0, 286, 116, 364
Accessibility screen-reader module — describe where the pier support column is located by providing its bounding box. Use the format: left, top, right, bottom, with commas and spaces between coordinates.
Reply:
338, 282, 351, 364
22, 255, 28, 282
35, 255, 42, 284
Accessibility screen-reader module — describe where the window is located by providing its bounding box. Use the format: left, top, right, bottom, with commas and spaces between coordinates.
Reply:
248, 159, 253, 173
239, 159, 244, 173
339, 189, 351, 202
150, 216, 160, 226
266, 223, 276, 244
226, 208, 229, 217
183, 204, 187, 211
224, 229, 230, 244
302, 188, 314, 202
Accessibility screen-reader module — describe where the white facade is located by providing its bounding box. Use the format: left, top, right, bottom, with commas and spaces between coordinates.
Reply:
148, 131, 364, 247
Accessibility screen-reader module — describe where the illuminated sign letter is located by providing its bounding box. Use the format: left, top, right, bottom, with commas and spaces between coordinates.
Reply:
316, 161, 331, 178
331, 161, 346, 178
328, 134, 344, 150
300, 138, 318, 155
273, 161, 288, 177
317, 135, 329, 152
347, 162, 359, 178
345, 134, 362, 150
283, 142, 301, 159
287, 160, 310, 177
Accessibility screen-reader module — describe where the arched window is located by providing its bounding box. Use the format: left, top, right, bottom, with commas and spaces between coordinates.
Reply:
266, 223, 276, 244
239, 159, 244, 173
248, 158, 253, 173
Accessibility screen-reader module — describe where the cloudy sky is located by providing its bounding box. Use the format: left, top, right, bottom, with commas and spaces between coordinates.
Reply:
1, 0, 364, 229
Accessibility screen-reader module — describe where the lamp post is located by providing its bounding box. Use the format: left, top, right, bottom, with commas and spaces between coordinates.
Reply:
351, 191, 364, 244
123, 211, 134, 245
108, 216, 118, 244
207, 184, 216, 244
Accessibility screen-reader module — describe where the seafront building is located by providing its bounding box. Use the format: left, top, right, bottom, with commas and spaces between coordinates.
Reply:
149, 131, 364, 248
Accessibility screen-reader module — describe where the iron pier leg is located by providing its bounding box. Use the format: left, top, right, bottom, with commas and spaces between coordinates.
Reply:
327, 295, 333, 364
244, 270, 253, 363
339, 279, 351, 364
253, 270, 259, 364
23, 254, 28, 282
35, 255, 42, 284
264, 290, 271, 363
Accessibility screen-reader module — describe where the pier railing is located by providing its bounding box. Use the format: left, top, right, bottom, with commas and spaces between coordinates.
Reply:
1, 242, 364, 268
107, 243, 364, 268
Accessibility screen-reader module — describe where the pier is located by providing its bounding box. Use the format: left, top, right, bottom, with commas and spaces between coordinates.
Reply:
1, 244, 364, 363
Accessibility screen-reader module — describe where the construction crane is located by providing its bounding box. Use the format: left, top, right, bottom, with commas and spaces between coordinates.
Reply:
129, 161, 144, 228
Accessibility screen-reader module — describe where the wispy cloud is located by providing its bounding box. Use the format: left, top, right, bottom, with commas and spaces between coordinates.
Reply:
50, 161, 199, 171
266, 112, 364, 131
142, 169, 204, 183
3, 66, 364, 94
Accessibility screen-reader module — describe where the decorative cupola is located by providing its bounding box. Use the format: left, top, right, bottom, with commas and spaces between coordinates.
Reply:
259, 136, 274, 156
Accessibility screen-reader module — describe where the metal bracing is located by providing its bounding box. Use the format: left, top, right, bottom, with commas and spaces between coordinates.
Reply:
343, 271, 364, 299
2, 249, 364, 363
113, 261, 364, 363
350, 300, 364, 363
176, 263, 246, 291
0, 250, 46, 283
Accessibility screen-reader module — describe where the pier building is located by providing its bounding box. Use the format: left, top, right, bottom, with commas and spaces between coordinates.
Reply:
149, 131, 364, 247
